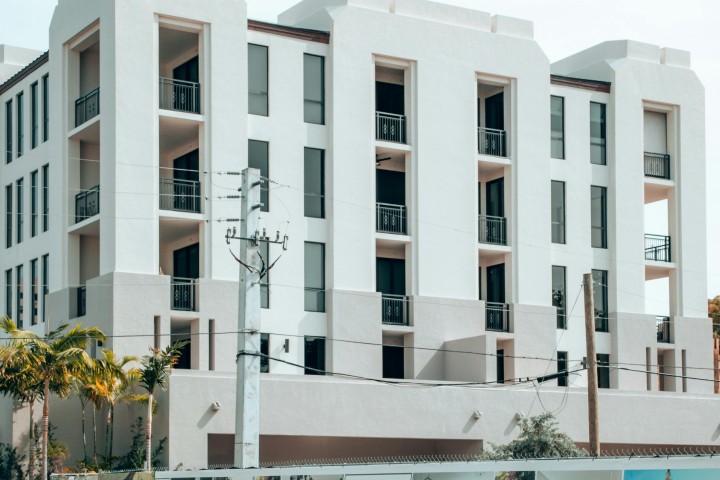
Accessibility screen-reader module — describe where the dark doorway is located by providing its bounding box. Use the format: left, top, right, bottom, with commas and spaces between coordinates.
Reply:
485, 92, 504, 131
486, 178, 504, 218
496, 349, 505, 384
486, 263, 505, 303
376, 258, 405, 295
173, 243, 199, 279
173, 56, 199, 83
376, 82, 404, 115
383, 344, 404, 379
173, 149, 200, 212
376, 169, 405, 206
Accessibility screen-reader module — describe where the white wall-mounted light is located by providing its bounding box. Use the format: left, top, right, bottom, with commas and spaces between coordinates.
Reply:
515, 412, 525, 421
211, 402, 222, 412
473, 410, 483, 420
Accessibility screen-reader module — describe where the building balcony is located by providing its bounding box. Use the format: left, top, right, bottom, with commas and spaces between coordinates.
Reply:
656, 316, 672, 343
645, 234, 671, 262
159, 78, 201, 114
75, 185, 100, 223
376, 203, 407, 235
75, 87, 100, 128
644, 152, 670, 180
381, 294, 409, 326
376, 112, 406, 144
171, 277, 196, 311
478, 215, 507, 245
486, 302, 509, 332
477, 127, 506, 157
160, 178, 201, 213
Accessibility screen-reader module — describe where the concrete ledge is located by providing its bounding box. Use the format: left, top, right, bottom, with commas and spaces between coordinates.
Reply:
491, 14, 534, 39
393, 0, 491, 32
661, 47, 691, 68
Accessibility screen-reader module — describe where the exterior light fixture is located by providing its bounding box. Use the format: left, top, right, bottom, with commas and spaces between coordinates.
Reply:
211, 402, 222, 412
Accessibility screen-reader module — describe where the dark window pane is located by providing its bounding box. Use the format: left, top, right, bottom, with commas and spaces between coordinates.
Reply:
248, 44, 268, 116
304, 336, 325, 375
248, 140, 269, 212
16, 265, 23, 328
5, 185, 12, 248
597, 353, 610, 388
591, 186, 607, 248
42, 75, 49, 142
303, 54, 324, 124
31, 171, 37, 237
304, 148, 324, 218
551, 180, 565, 244
260, 333, 269, 373
551, 96, 564, 159
41, 254, 48, 322
5, 269, 11, 318
31, 259, 38, 325
260, 241, 269, 309
16, 93, 23, 158
304, 242, 325, 312
552, 266, 566, 329
557, 351, 568, 387
31, 82, 38, 149
16, 179, 23, 244
42, 164, 49, 232
6, 100, 12, 163
590, 102, 606, 165
592, 269, 608, 332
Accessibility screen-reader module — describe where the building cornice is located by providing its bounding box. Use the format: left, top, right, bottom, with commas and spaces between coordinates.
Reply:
248, 19, 331, 44
551, 74, 612, 93
0, 51, 49, 96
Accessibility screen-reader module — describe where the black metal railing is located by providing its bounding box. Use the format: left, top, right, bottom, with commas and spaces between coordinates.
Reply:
644, 152, 671, 180
595, 312, 609, 333
75, 87, 100, 127
657, 316, 672, 343
486, 302, 509, 332
376, 112, 406, 143
382, 294, 409, 326
376, 203, 407, 235
478, 127, 506, 157
75, 185, 100, 223
77, 286, 87, 317
645, 234, 671, 262
478, 215, 507, 245
159, 78, 201, 114
171, 277, 196, 311
159, 178, 201, 213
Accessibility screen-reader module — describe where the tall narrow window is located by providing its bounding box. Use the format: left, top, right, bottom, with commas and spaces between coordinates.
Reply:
248, 44, 268, 116
248, 140, 269, 212
260, 333, 269, 373
31, 170, 38, 237
551, 180, 565, 244
5, 100, 12, 163
31, 258, 38, 325
16, 92, 24, 157
592, 269, 608, 332
259, 241, 269, 309
303, 54, 325, 125
304, 242, 325, 312
557, 351, 568, 387
42, 75, 49, 142
597, 353, 610, 388
5, 185, 12, 248
16, 265, 23, 328
16, 178, 23, 244
304, 148, 324, 218
304, 336, 325, 375
42, 164, 49, 232
591, 185, 607, 248
4, 269, 11, 319
41, 254, 48, 323
590, 102, 606, 165
550, 96, 564, 159
31, 82, 38, 149
552, 266, 566, 329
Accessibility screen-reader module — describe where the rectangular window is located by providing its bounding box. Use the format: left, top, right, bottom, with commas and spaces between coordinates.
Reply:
557, 351, 568, 387
5, 184, 12, 248
16, 178, 23, 244
551, 180, 565, 244
41, 254, 48, 323
248, 44, 268, 116
304, 242, 325, 312
42, 75, 49, 142
304, 148, 325, 218
260, 241, 269, 309
592, 269, 608, 332
31, 82, 38, 149
303, 54, 325, 125
552, 266, 566, 329
16, 92, 23, 157
31, 170, 38, 237
16, 265, 23, 328
31, 258, 38, 325
248, 140, 269, 212
591, 185, 607, 248
551, 96, 564, 159
260, 333, 269, 373
42, 164, 49, 232
597, 353, 610, 389
590, 102, 606, 165
4, 269, 11, 319
5, 100, 12, 163
304, 336, 326, 375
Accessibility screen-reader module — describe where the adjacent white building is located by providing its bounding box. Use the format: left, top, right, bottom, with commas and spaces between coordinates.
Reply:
0, 0, 712, 469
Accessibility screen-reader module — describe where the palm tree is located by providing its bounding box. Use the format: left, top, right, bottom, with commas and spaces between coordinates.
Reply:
0, 318, 105, 480
73, 358, 102, 465
138, 341, 186, 471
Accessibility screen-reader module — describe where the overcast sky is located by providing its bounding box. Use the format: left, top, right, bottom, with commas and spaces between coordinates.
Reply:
2, 0, 718, 299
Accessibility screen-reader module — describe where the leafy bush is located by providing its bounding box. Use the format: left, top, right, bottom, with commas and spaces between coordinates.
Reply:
0, 443, 25, 480
113, 416, 166, 471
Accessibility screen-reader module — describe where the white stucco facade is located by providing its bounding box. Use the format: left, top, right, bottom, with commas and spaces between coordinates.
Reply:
0, 0, 712, 470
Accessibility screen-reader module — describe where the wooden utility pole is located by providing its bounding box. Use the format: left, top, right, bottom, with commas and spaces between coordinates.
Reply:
583, 273, 600, 456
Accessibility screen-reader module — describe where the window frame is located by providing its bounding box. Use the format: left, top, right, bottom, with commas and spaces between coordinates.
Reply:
304, 241, 325, 312
31, 258, 38, 325
248, 44, 269, 117
16, 92, 24, 158
16, 178, 23, 244
551, 180, 565, 244
552, 265, 567, 329
5, 184, 12, 248
590, 102, 607, 165
4, 269, 11, 319
597, 353, 610, 389
31, 82, 38, 149
260, 333, 269, 373
41, 254, 48, 323
259, 241, 269, 309
42, 74, 49, 142
592, 269, 609, 332
42, 164, 49, 232
16, 264, 23, 328
30, 170, 38, 237
557, 351, 568, 387
304, 147, 325, 219
303, 53, 325, 125
248, 140, 269, 212
590, 185, 607, 249
550, 95, 564, 159
5, 100, 12, 164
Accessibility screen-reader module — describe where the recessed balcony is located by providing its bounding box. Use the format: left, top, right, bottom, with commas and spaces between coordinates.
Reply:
376, 203, 407, 235
160, 178, 201, 214
376, 112, 406, 144
75, 185, 100, 223
159, 78, 201, 114
486, 302, 509, 332
644, 152, 671, 180
382, 294, 409, 326
645, 234, 671, 263
477, 127, 506, 157
478, 215, 507, 245
75, 87, 100, 128
171, 277, 196, 311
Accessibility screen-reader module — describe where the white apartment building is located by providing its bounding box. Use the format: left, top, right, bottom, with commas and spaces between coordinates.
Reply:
0, 0, 712, 469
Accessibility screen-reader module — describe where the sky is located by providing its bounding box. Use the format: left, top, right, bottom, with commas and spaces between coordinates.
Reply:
1, 0, 718, 300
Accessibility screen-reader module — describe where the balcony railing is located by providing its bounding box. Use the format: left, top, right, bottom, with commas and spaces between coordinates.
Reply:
382, 294, 409, 326
478, 215, 507, 245
595, 312, 609, 333
376, 203, 407, 235
75, 87, 100, 127
486, 302, 509, 332
644, 152, 671, 180
656, 316, 672, 343
478, 127, 506, 157
75, 185, 100, 223
159, 78, 200, 114
645, 234, 671, 262
77, 286, 87, 318
159, 178, 201, 213
171, 277, 196, 311
376, 112, 406, 144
